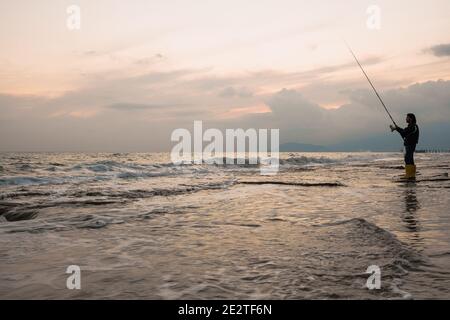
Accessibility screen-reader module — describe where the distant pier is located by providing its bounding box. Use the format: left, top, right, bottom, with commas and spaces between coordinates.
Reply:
416, 149, 450, 153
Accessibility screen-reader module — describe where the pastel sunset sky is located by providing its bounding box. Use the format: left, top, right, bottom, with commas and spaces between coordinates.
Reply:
1, 0, 449, 151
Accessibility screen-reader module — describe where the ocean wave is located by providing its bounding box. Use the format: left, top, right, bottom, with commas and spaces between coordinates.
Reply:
280, 156, 337, 166
116, 170, 176, 179
17, 164, 33, 171
0, 176, 57, 186
0, 181, 235, 223
313, 218, 429, 299
71, 181, 236, 199
48, 162, 65, 167
204, 155, 337, 168
1, 156, 360, 185
0, 190, 53, 200
280, 153, 396, 168
75, 216, 125, 229
239, 181, 344, 187
1, 165, 184, 186
2, 210, 39, 222
316, 218, 427, 268
429, 251, 450, 258
0, 201, 20, 215
71, 160, 148, 172
0, 207, 187, 233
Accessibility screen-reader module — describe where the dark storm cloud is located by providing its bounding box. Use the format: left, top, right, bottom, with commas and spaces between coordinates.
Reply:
223, 80, 450, 145
427, 44, 450, 57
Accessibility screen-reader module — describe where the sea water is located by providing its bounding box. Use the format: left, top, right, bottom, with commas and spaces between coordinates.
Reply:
1, 152, 449, 299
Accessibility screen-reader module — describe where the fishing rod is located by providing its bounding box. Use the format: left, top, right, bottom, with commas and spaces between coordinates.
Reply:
345, 42, 398, 127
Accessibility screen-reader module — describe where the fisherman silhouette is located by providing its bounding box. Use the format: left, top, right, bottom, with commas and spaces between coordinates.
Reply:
390, 113, 419, 179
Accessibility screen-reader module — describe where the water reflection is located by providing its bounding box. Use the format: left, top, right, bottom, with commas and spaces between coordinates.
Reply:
402, 187, 420, 231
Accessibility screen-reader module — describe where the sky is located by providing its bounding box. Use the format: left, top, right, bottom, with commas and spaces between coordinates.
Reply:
1, 0, 450, 151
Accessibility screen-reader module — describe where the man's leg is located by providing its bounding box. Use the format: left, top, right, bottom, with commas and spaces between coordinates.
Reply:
404, 145, 416, 179
405, 146, 414, 165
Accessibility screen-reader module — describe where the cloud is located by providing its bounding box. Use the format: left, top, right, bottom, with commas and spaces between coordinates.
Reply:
245, 55, 384, 87
1, 57, 449, 151
218, 86, 253, 98
264, 89, 328, 142
224, 80, 450, 145
134, 54, 165, 65
106, 102, 185, 111
84, 50, 98, 56
427, 44, 450, 57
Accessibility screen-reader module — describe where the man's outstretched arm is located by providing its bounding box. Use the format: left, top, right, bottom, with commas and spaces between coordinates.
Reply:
390, 125, 407, 137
